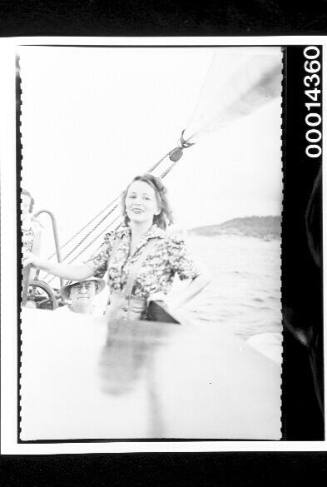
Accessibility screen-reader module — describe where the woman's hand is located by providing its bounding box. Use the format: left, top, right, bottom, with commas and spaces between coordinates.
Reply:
22, 252, 44, 269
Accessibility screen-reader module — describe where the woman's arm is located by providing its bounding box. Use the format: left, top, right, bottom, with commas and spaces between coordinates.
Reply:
23, 252, 94, 281
166, 235, 210, 309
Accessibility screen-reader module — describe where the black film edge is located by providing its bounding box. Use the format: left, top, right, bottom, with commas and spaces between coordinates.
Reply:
282, 45, 324, 440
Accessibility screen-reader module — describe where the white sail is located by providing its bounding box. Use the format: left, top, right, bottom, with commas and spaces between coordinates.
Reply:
184, 48, 282, 142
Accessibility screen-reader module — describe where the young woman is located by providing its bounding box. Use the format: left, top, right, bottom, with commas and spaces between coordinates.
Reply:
23, 174, 209, 321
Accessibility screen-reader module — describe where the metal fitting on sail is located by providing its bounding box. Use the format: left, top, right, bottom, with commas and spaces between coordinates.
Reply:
168, 130, 195, 162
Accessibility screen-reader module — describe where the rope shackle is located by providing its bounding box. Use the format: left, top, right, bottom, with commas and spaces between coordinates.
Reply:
168, 130, 195, 162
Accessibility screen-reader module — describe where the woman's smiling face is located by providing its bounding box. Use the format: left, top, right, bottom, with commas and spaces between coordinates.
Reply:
125, 180, 159, 226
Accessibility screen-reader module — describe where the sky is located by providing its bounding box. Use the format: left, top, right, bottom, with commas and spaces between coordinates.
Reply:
20, 45, 282, 257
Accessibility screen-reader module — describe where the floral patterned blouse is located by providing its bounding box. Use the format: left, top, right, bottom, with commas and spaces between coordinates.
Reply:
86, 224, 199, 299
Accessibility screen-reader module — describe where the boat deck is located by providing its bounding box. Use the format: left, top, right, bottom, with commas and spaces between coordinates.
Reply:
20, 308, 281, 440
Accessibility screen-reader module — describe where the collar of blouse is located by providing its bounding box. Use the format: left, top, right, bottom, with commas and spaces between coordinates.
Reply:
118, 224, 166, 258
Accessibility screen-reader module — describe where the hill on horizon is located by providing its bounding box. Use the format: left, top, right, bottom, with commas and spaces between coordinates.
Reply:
189, 216, 281, 240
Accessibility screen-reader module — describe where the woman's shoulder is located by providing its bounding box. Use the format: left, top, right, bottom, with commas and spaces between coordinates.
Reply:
103, 230, 115, 243
164, 226, 189, 248
103, 226, 130, 245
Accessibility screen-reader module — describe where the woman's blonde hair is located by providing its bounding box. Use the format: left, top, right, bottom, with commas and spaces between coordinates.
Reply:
122, 173, 173, 230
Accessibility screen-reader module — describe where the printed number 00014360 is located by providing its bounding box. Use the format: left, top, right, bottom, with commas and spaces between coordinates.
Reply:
303, 46, 322, 159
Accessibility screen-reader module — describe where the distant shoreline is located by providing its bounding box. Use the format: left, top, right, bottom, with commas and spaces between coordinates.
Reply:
189, 216, 281, 240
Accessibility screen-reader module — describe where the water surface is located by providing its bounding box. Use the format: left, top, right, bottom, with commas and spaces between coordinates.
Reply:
185, 234, 282, 339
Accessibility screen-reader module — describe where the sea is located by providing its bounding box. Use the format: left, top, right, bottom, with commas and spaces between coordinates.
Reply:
183, 234, 282, 360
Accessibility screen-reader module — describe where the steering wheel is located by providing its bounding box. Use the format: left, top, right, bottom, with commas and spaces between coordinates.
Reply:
26, 280, 58, 310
